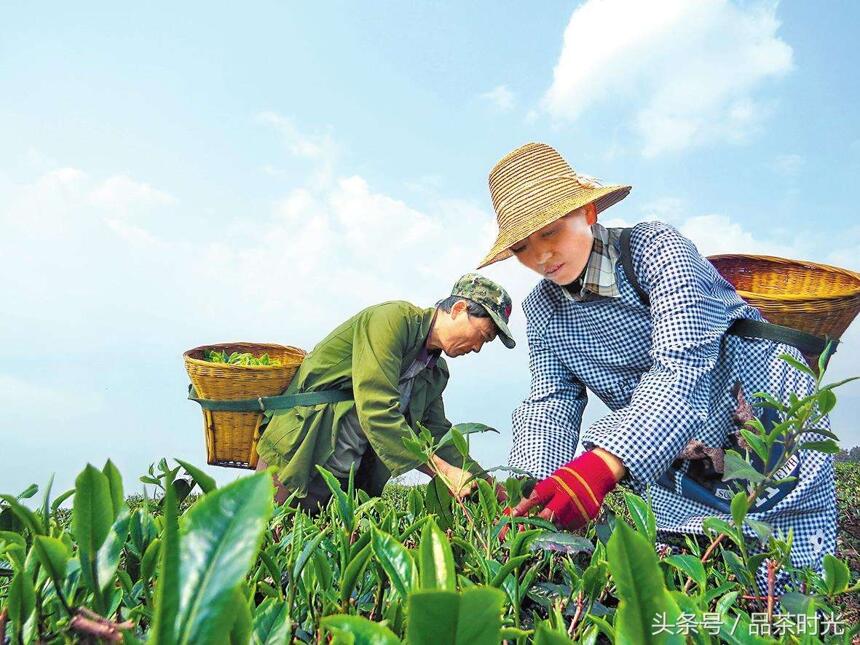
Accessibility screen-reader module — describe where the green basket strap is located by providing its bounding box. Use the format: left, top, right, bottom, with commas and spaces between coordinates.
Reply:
727, 318, 837, 361
187, 384, 353, 412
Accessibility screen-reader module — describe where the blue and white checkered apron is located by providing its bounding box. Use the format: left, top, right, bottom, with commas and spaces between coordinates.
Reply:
510, 221, 836, 590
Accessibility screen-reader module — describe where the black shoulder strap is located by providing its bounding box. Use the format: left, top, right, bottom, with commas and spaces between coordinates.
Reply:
620, 227, 650, 307
727, 319, 837, 364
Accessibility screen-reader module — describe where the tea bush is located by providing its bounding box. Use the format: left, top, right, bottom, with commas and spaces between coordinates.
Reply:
1, 357, 858, 644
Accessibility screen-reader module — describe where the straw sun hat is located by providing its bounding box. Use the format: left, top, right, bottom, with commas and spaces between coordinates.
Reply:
478, 143, 632, 268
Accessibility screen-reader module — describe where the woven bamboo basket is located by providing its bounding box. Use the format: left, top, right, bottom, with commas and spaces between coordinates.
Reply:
184, 342, 306, 469
708, 254, 860, 365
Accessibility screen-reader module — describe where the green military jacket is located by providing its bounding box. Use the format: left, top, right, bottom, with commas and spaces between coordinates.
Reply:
257, 301, 478, 497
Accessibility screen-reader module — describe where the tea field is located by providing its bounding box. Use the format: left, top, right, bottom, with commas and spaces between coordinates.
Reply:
0, 457, 857, 644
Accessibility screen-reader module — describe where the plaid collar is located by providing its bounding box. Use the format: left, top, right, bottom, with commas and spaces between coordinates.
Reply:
561, 223, 621, 301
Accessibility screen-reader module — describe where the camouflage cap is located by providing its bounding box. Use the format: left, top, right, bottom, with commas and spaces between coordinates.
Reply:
449, 272, 516, 348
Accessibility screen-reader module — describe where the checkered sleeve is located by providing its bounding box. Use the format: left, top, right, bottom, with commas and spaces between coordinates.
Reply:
582, 222, 727, 489
510, 292, 587, 479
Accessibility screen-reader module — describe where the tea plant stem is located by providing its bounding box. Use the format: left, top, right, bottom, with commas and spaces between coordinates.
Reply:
0, 608, 7, 644
567, 592, 584, 638
69, 608, 134, 643
370, 577, 385, 621
513, 582, 523, 645
286, 581, 298, 631
766, 559, 776, 622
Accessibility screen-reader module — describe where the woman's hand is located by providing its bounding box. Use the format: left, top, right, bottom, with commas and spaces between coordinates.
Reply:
501, 450, 623, 538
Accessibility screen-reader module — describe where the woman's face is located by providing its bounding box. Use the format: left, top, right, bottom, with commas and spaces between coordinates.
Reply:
509, 207, 595, 285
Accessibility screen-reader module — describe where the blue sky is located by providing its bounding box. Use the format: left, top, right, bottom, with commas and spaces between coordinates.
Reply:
2, 1, 859, 495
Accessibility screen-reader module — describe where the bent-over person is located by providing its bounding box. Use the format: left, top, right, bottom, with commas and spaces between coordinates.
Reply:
256, 273, 515, 513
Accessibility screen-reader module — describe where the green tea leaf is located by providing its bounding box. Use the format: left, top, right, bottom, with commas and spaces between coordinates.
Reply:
402, 437, 426, 461
174, 472, 274, 644
490, 555, 530, 587
780, 591, 816, 616
322, 615, 401, 645
17, 483, 38, 500
72, 464, 113, 604
406, 587, 504, 645
141, 538, 161, 583
606, 520, 683, 644
745, 518, 772, 544
97, 508, 131, 597
474, 479, 498, 522
27, 539, 60, 587
371, 526, 418, 599
418, 518, 455, 591
510, 528, 547, 558
529, 533, 594, 556
228, 585, 253, 645
8, 569, 36, 638
581, 562, 609, 600
722, 450, 764, 483
252, 597, 292, 645
702, 517, 739, 544
779, 352, 815, 377
0, 494, 44, 536
407, 590, 459, 645
818, 341, 836, 375
424, 476, 454, 531
450, 422, 499, 436
722, 551, 755, 588
533, 625, 573, 645
739, 429, 768, 463
802, 440, 841, 454
817, 389, 836, 414
624, 492, 656, 542
175, 459, 217, 494
150, 469, 180, 645
663, 554, 706, 591
456, 587, 505, 644
39, 474, 54, 529
730, 492, 748, 530
316, 465, 354, 533
292, 527, 330, 582
715, 591, 739, 615
341, 542, 373, 604
822, 553, 850, 595
102, 459, 125, 520
450, 428, 469, 458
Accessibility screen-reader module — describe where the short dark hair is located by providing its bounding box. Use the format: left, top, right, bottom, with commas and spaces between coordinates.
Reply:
436, 296, 490, 318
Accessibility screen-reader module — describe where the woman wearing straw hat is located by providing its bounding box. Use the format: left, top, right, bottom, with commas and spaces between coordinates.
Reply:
486, 143, 836, 588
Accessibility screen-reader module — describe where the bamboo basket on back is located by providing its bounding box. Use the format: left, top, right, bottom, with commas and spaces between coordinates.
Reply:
184, 342, 305, 469
708, 254, 860, 367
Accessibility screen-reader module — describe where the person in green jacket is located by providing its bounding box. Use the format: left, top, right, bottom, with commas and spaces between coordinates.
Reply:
256, 273, 516, 512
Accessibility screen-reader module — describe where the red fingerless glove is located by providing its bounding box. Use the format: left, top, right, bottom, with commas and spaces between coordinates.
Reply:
533, 451, 618, 529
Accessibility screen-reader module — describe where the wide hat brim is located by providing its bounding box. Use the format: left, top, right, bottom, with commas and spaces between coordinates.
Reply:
478, 175, 631, 269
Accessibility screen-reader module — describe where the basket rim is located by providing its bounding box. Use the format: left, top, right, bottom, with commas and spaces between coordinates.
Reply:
183, 342, 306, 371
707, 253, 860, 301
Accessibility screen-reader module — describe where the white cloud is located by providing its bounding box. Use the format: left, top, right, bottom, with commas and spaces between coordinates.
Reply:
773, 153, 804, 175
480, 85, 515, 112
543, 0, 793, 156
90, 174, 176, 212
